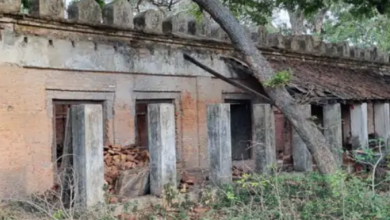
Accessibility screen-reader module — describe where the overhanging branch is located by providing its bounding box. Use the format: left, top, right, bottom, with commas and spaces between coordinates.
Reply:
183, 53, 272, 103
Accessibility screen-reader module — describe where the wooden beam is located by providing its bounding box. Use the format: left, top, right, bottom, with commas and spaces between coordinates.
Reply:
183, 53, 272, 104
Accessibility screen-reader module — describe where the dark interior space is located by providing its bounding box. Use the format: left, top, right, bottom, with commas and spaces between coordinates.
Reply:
54, 100, 104, 168
311, 105, 324, 133
226, 99, 253, 160
341, 104, 352, 150
135, 99, 174, 149
54, 103, 71, 168
274, 109, 286, 156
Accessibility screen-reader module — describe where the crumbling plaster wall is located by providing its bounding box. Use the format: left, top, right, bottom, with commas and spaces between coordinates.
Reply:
1, 0, 387, 197
0, 17, 247, 198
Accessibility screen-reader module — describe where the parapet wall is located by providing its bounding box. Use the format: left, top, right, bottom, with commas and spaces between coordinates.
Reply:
1, 0, 389, 64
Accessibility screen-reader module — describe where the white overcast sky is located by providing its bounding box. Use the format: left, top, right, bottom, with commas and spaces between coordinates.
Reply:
64, 0, 291, 28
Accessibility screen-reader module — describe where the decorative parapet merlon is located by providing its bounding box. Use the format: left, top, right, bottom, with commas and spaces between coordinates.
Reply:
134, 9, 163, 33
0, 0, 21, 14
266, 33, 284, 49
29, 0, 64, 18
283, 35, 314, 53
1, 0, 388, 65
202, 19, 390, 64
162, 12, 190, 34
209, 24, 230, 42
187, 14, 212, 36
67, 0, 102, 24
102, 0, 133, 28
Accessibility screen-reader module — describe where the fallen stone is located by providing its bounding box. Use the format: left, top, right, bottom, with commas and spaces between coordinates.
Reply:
115, 166, 150, 198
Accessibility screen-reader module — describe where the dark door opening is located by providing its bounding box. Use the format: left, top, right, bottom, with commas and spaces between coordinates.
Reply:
274, 109, 286, 156
135, 99, 174, 149
53, 100, 104, 168
226, 99, 253, 160
311, 105, 324, 133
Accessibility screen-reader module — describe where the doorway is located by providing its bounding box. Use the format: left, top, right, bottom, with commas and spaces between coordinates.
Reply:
135, 99, 175, 149
226, 99, 253, 160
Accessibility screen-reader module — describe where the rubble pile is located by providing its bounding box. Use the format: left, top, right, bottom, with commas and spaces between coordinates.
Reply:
104, 145, 150, 195
178, 171, 196, 192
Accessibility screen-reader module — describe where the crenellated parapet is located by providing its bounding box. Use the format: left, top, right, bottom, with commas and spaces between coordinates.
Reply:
102, 0, 133, 28
0, 0, 389, 64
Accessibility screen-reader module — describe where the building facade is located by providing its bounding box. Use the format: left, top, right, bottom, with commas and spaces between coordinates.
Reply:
1, 0, 390, 199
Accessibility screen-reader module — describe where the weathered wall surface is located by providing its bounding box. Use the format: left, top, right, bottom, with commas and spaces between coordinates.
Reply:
0, 66, 52, 199
0, 15, 249, 197
1, 0, 390, 198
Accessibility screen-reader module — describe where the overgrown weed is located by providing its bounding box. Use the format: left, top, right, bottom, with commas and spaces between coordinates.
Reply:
2, 171, 390, 219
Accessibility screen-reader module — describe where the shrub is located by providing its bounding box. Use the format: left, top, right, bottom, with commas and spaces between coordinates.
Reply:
212, 171, 390, 220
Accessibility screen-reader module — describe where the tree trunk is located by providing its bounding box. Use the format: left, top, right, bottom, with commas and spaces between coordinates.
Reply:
192, 0, 337, 174
312, 8, 328, 34
287, 9, 305, 35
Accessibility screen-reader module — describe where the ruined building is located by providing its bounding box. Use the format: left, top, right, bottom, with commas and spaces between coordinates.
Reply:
1, 0, 390, 202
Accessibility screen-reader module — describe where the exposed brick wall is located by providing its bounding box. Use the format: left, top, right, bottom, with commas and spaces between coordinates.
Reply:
0, 66, 245, 197
0, 65, 353, 199
0, 12, 385, 201
0, 66, 53, 199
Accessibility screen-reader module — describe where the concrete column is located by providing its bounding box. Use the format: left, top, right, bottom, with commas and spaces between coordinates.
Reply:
323, 104, 343, 167
292, 105, 313, 172
252, 104, 276, 175
350, 103, 368, 149
71, 104, 104, 208
148, 104, 176, 196
207, 104, 232, 185
374, 103, 390, 145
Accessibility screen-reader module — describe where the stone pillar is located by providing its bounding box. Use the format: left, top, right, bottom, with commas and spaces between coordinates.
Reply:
350, 103, 368, 149
252, 104, 276, 174
292, 105, 313, 172
374, 103, 390, 145
323, 104, 343, 167
148, 104, 176, 196
71, 104, 104, 208
207, 104, 232, 185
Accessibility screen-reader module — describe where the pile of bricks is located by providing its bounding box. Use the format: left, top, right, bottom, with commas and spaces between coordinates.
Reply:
178, 171, 196, 192
104, 144, 150, 194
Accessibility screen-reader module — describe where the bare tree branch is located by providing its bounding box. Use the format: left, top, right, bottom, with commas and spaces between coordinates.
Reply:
183, 53, 272, 103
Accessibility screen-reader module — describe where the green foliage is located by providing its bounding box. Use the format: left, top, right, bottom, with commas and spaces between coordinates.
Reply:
220, 0, 390, 26
212, 172, 390, 220
276, 0, 390, 17
220, 0, 274, 25
264, 69, 292, 88
321, 4, 390, 52
187, 2, 204, 23
219, 0, 390, 52
21, 0, 30, 9
95, 0, 106, 8
22, 0, 107, 9
52, 210, 65, 220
